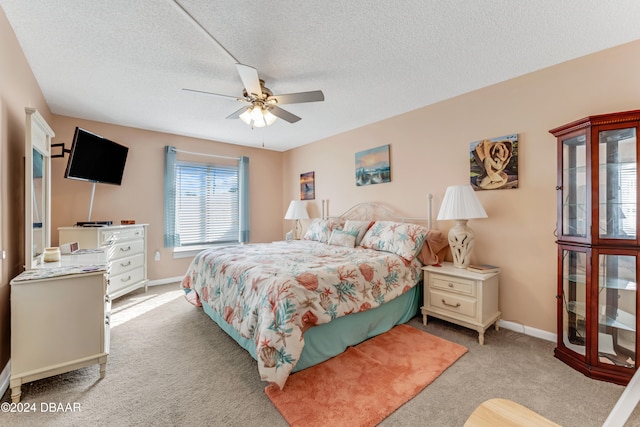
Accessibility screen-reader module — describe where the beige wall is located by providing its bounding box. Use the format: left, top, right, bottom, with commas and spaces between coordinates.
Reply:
283, 39, 640, 334
3, 1, 640, 374
50, 116, 285, 281
0, 7, 285, 375
0, 7, 53, 374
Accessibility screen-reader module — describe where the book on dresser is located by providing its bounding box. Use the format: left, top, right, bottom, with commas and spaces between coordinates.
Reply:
466, 264, 500, 274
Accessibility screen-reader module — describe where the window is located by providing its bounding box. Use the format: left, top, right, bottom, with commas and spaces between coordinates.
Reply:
164, 146, 249, 250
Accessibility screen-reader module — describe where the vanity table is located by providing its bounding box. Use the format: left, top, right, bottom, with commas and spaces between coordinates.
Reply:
9, 109, 110, 403
9, 261, 110, 403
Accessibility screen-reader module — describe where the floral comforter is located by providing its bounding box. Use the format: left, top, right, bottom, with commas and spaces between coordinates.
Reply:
180, 240, 423, 389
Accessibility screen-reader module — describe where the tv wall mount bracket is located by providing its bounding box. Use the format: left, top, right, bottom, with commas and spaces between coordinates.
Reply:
51, 143, 70, 158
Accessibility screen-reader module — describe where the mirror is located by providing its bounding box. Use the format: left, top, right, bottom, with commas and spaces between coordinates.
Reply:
25, 108, 54, 270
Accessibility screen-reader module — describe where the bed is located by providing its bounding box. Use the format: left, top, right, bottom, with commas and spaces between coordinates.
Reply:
180, 202, 448, 389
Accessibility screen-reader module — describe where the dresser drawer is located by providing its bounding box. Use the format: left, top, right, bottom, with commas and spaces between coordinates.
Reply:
105, 239, 145, 261
109, 266, 145, 292
101, 227, 145, 244
430, 274, 475, 296
109, 253, 144, 276
429, 289, 477, 318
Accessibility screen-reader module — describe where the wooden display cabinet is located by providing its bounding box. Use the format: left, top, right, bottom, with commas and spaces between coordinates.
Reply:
550, 110, 640, 385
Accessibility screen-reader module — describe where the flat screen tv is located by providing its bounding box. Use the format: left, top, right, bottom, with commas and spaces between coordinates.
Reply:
64, 127, 129, 185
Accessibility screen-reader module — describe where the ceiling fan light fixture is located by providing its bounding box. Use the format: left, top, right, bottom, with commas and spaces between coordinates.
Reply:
239, 108, 253, 125
251, 106, 266, 127
263, 109, 277, 125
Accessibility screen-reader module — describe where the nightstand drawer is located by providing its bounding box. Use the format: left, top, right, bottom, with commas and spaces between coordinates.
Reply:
430, 274, 475, 296
429, 289, 477, 318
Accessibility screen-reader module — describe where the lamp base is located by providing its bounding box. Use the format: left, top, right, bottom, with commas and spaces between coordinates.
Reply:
292, 219, 302, 240
448, 219, 475, 268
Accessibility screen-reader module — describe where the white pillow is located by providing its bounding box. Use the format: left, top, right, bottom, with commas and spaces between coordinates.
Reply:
343, 220, 373, 246
328, 229, 358, 247
360, 221, 428, 261
302, 218, 344, 243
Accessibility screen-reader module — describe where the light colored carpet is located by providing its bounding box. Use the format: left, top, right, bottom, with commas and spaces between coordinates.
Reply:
2, 283, 640, 426
266, 324, 467, 426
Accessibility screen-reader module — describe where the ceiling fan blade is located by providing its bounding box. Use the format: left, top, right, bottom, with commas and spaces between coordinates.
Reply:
226, 106, 251, 120
182, 88, 244, 101
236, 63, 263, 98
268, 90, 325, 105
269, 106, 301, 123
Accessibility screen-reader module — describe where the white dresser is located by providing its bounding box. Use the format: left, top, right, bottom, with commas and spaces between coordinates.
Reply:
59, 224, 148, 299
10, 267, 109, 403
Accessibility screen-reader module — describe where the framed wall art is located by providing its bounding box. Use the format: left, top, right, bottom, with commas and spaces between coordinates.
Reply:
300, 171, 315, 200
470, 134, 518, 190
355, 144, 391, 186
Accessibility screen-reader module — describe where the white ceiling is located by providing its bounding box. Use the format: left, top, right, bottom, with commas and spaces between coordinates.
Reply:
3, 1, 640, 152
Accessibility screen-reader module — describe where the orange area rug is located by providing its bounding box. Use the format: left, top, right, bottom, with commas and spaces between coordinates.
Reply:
265, 324, 467, 427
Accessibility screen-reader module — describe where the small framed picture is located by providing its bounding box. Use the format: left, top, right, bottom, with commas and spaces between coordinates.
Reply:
300, 171, 315, 200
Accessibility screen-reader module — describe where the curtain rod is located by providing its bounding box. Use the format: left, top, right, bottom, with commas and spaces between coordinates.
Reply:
171, 147, 240, 161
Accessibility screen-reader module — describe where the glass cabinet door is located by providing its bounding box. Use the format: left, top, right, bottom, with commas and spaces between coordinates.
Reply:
599, 127, 637, 240
562, 134, 588, 239
561, 248, 588, 357
597, 253, 636, 369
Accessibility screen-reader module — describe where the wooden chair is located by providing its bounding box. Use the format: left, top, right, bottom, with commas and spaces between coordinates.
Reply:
466, 367, 640, 426
464, 398, 560, 427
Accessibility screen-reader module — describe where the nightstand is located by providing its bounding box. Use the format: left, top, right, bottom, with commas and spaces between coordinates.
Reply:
421, 262, 500, 345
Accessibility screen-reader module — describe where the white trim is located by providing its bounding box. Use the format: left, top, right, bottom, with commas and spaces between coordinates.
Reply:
0, 360, 10, 400
148, 277, 183, 287
499, 319, 556, 342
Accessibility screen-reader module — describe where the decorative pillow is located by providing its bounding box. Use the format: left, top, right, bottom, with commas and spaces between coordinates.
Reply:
343, 220, 373, 246
328, 229, 358, 247
360, 221, 429, 261
302, 218, 344, 243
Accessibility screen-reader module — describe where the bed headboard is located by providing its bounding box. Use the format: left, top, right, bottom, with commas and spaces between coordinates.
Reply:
323, 195, 434, 229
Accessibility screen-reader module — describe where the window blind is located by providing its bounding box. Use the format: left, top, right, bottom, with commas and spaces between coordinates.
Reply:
175, 161, 239, 245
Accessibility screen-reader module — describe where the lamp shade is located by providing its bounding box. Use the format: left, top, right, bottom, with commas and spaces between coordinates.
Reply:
284, 200, 309, 220
437, 185, 488, 221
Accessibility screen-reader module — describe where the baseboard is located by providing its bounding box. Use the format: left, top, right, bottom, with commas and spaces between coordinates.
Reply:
147, 276, 183, 287
0, 360, 10, 399
499, 319, 556, 343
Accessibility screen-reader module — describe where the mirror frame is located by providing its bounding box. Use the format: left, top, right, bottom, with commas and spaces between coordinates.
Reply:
25, 107, 55, 270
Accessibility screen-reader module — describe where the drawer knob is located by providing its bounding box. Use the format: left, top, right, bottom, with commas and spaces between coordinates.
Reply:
442, 299, 461, 309
448, 283, 454, 288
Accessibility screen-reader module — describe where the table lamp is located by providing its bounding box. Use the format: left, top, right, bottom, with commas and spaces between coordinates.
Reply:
284, 200, 309, 240
437, 185, 488, 268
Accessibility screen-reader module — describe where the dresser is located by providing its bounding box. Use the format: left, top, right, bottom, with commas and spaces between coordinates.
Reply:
59, 224, 148, 299
421, 262, 500, 345
10, 267, 109, 403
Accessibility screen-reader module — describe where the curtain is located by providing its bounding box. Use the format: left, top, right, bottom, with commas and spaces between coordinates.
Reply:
239, 156, 250, 243
164, 146, 178, 247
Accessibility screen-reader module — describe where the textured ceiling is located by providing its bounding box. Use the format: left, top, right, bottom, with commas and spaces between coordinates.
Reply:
3, 0, 640, 151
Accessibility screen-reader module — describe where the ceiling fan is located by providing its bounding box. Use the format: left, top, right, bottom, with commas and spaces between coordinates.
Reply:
172, 1, 324, 127
183, 63, 325, 127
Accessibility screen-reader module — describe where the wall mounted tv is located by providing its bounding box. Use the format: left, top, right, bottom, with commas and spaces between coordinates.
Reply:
64, 127, 129, 185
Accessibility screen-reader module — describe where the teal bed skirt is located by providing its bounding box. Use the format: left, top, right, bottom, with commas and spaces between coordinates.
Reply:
200, 284, 420, 372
